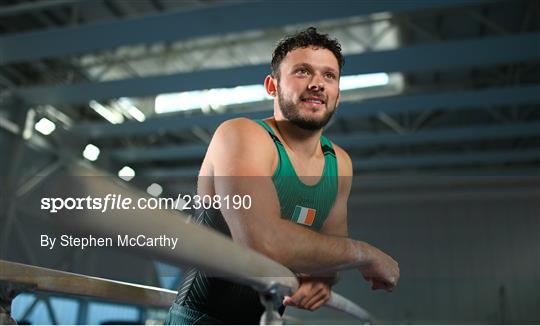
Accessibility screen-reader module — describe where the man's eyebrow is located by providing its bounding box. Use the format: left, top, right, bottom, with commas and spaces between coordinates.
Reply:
291, 63, 338, 73
323, 67, 339, 74
291, 63, 312, 69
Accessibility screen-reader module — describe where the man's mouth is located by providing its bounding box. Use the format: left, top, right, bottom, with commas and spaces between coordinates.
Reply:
301, 96, 325, 105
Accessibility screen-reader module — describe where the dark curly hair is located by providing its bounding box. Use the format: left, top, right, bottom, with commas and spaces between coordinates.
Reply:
271, 27, 344, 79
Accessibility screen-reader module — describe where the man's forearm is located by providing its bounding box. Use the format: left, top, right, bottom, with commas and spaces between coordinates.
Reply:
298, 272, 340, 285
246, 217, 373, 274
215, 177, 374, 274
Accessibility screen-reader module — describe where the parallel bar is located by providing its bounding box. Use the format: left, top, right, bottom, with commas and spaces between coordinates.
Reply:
0, 0, 488, 65
113, 121, 540, 163
39, 163, 299, 292
74, 84, 540, 139
13, 32, 540, 106
0, 260, 176, 308
33, 162, 371, 321
0, 259, 373, 320
327, 292, 372, 321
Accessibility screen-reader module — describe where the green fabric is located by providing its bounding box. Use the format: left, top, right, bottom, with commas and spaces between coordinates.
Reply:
254, 120, 338, 231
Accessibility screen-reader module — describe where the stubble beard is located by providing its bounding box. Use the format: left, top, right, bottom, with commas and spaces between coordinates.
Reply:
276, 85, 336, 131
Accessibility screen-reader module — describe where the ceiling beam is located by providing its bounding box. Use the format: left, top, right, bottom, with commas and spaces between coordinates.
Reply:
13, 32, 540, 106
113, 144, 207, 163
353, 149, 540, 171
338, 84, 540, 119
0, 0, 489, 65
112, 121, 540, 163
140, 149, 540, 177
74, 84, 540, 139
0, 0, 85, 18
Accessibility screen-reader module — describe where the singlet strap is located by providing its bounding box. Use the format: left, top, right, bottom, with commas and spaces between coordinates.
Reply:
254, 119, 283, 147
320, 135, 336, 158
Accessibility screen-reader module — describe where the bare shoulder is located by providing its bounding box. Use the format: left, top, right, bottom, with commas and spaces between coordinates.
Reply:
215, 118, 269, 138
331, 143, 353, 177
208, 118, 276, 176
212, 118, 274, 153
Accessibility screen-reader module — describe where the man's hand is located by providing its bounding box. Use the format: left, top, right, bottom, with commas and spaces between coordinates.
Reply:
283, 278, 331, 311
359, 245, 400, 292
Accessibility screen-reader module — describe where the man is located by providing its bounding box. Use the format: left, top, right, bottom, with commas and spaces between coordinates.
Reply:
167, 27, 399, 324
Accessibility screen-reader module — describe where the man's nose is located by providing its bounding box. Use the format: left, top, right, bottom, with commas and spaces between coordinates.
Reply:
308, 75, 325, 91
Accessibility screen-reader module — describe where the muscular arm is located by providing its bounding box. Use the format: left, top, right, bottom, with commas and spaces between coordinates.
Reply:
313, 145, 352, 283
206, 119, 398, 288
320, 144, 352, 240
216, 173, 364, 273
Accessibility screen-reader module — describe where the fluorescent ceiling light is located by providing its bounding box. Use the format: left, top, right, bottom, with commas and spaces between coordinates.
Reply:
23, 109, 36, 139
340, 73, 389, 90
127, 106, 146, 122
89, 100, 124, 124
155, 90, 207, 114
174, 197, 187, 211
41, 105, 73, 128
118, 166, 135, 181
83, 144, 100, 161
117, 98, 146, 122
0, 116, 19, 135
35, 117, 56, 135
155, 85, 271, 114
146, 183, 163, 197
154, 73, 390, 114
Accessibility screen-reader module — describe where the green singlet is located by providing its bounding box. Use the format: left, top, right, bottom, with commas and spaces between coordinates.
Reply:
254, 119, 338, 231
167, 120, 339, 324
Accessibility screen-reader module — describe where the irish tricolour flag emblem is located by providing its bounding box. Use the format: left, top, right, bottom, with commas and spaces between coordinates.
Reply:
293, 205, 316, 226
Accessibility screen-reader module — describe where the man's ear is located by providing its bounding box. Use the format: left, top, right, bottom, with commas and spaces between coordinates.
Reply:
264, 75, 277, 97
336, 91, 340, 109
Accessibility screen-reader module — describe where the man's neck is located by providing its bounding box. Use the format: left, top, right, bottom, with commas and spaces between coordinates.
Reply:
273, 119, 323, 158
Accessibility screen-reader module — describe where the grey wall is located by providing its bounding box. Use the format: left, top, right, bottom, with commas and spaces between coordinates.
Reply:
288, 182, 540, 323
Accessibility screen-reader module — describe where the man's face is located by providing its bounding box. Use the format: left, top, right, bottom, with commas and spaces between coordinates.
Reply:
276, 46, 340, 130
